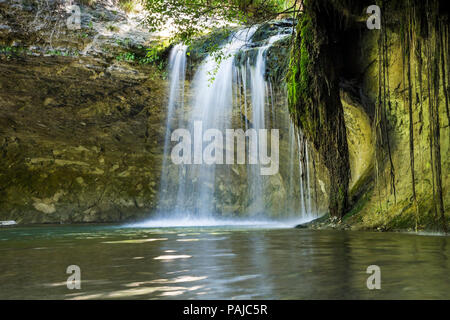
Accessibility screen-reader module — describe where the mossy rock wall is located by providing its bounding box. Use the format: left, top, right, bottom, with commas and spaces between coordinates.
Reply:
0, 0, 169, 223
287, 0, 449, 231
0, 55, 167, 223
348, 23, 449, 231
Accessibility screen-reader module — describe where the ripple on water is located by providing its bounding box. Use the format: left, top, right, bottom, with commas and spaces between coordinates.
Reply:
154, 255, 192, 260
101, 238, 168, 244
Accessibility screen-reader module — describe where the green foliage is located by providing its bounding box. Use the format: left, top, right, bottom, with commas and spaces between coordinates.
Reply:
144, 0, 297, 83
144, 0, 295, 44
207, 51, 232, 84
0, 46, 30, 55
186, 27, 234, 81
116, 51, 136, 62
119, 0, 138, 13
114, 42, 169, 78
0, 46, 15, 60
139, 46, 160, 64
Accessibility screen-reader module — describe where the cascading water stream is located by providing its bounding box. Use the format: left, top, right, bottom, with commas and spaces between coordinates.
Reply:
158, 44, 188, 212
187, 28, 258, 217
151, 24, 318, 226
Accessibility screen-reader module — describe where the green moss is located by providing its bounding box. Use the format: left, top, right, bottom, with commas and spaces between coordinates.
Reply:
343, 189, 371, 223
287, 1, 352, 219
298, 15, 313, 98
287, 57, 298, 106
287, 13, 316, 139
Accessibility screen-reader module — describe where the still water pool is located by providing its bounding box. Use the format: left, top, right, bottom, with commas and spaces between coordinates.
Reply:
0, 223, 449, 299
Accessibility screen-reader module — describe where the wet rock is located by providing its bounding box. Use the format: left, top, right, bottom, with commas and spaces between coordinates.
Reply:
0, 220, 17, 226
251, 19, 295, 43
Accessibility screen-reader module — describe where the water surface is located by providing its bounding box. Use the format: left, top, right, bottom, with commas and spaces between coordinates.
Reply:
0, 224, 448, 299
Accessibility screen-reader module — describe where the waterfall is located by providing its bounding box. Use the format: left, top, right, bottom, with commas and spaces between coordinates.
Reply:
158, 44, 188, 211
154, 24, 317, 224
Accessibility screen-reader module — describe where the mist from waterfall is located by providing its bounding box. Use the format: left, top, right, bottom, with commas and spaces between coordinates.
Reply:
150, 24, 319, 227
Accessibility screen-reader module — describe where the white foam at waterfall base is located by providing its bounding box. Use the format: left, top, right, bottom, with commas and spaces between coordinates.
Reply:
124, 215, 317, 229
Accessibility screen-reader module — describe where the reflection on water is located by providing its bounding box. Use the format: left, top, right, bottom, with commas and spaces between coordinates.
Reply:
0, 224, 449, 299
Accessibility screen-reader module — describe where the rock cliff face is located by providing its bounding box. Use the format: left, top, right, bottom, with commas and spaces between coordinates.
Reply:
347, 17, 450, 231
0, 0, 168, 223
1, 0, 447, 230
288, 0, 449, 231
